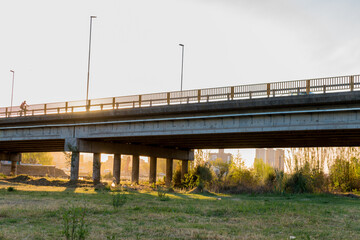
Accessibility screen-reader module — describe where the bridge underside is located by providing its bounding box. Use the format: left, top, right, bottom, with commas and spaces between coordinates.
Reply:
2, 129, 360, 153
0, 139, 65, 153
88, 129, 360, 149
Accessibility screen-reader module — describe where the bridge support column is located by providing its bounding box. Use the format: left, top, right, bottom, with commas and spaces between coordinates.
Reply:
149, 156, 157, 184
70, 151, 79, 182
181, 160, 189, 180
132, 154, 139, 184
113, 154, 121, 185
9, 153, 20, 176
166, 158, 173, 187
93, 153, 101, 185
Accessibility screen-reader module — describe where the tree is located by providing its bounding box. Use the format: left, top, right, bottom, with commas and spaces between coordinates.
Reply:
22, 152, 53, 165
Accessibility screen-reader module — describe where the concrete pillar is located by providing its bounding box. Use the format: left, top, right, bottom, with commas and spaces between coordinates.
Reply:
149, 156, 157, 184
113, 154, 121, 185
131, 154, 139, 184
70, 151, 79, 182
181, 160, 189, 180
9, 153, 19, 176
93, 153, 101, 185
166, 158, 173, 187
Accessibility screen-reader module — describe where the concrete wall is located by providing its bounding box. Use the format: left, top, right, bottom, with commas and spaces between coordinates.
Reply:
0, 162, 68, 178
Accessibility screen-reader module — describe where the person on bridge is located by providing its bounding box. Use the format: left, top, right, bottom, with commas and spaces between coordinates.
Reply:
20, 101, 29, 116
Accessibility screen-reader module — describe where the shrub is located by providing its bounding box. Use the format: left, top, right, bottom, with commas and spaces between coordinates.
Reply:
330, 157, 360, 192
102, 172, 113, 180
157, 187, 170, 201
182, 173, 198, 190
173, 164, 182, 188
194, 164, 213, 184
7, 187, 15, 192
112, 193, 127, 208
266, 170, 286, 194
285, 167, 313, 193
62, 206, 89, 240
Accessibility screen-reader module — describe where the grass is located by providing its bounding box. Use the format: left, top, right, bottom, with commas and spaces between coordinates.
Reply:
0, 180, 359, 239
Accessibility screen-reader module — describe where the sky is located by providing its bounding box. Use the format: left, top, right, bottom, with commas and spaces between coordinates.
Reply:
1, 0, 360, 166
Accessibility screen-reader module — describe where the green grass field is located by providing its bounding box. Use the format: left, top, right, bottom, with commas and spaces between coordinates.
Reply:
0, 178, 359, 239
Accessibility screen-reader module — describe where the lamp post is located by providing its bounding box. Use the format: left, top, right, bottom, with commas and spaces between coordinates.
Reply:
179, 44, 184, 92
86, 16, 97, 110
10, 70, 15, 116
179, 44, 184, 103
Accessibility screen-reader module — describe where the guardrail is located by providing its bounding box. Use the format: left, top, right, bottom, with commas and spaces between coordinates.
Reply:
1, 74, 359, 118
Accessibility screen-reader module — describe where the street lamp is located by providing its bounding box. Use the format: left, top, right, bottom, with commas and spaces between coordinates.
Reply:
86, 16, 97, 110
10, 70, 15, 116
179, 44, 184, 92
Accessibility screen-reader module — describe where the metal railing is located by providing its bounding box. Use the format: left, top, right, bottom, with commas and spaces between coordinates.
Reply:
1, 74, 359, 118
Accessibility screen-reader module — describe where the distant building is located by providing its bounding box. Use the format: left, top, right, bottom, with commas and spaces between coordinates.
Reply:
209, 149, 232, 163
255, 148, 284, 171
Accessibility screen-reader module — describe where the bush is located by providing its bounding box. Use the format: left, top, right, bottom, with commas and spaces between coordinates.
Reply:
182, 173, 198, 190
102, 172, 113, 180
266, 170, 286, 194
62, 206, 89, 240
112, 193, 127, 208
7, 187, 15, 192
330, 157, 360, 192
285, 168, 313, 193
157, 187, 170, 201
194, 164, 213, 184
173, 164, 182, 188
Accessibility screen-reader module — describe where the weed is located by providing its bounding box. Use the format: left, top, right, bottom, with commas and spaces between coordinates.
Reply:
112, 192, 127, 208
106, 234, 117, 240
157, 187, 170, 201
61, 206, 89, 240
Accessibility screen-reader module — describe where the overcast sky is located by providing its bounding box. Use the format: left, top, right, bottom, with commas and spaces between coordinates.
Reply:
1, 0, 359, 165
1, 0, 359, 106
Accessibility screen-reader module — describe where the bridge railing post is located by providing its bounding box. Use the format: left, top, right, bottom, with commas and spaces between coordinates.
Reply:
231, 86, 234, 100
267, 83, 271, 97
138, 95, 142, 107
86, 100, 91, 111
44, 104, 47, 115
350, 76, 354, 91
306, 80, 310, 94
5, 108, 8, 117
112, 97, 116, 109
65, 102, 68, 113
167, 92, 170, 105
198, 90, 201, 103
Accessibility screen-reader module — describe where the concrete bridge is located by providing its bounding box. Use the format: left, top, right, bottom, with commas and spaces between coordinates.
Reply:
1, 74, 360, 184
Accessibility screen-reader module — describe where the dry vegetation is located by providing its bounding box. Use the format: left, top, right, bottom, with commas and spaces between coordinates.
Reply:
0, 176, 359, 239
